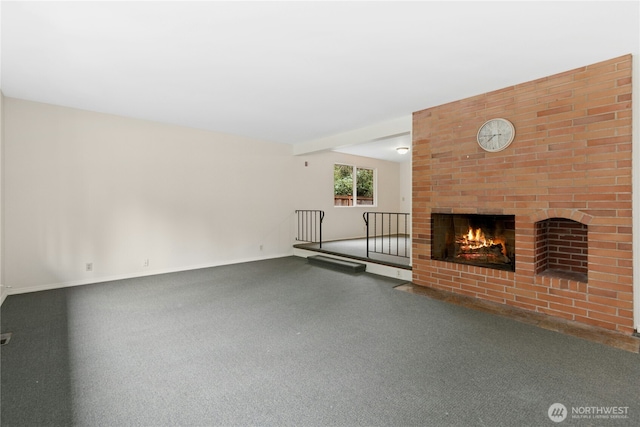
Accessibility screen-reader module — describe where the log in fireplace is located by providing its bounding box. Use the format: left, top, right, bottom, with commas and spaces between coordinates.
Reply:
431, 213, 515, 272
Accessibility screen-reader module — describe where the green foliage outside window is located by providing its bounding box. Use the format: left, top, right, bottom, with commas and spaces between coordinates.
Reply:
334, 164, 353, 197
356, 168, 373, 198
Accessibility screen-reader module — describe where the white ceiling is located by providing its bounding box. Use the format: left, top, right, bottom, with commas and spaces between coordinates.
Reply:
2, 1, 639, 162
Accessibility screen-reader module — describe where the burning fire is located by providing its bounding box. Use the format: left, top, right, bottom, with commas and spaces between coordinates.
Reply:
458, 227, 507, 255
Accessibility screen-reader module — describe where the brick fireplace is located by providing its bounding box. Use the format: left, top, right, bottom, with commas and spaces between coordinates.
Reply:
412, 55, 634, 334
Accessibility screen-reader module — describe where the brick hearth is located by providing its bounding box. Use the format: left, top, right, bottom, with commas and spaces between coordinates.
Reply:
412, 55, 633, 334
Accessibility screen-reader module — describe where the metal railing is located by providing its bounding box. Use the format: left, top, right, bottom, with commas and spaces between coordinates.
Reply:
362, 212, 410, 258
295, 210, 325, 248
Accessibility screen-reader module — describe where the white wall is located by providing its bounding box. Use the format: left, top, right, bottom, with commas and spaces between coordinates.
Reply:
3, 98, 296, 293
0, 91, 6, 304
399, 159, 412, 215
293, 150, 403, 241
3, 97, 411, 295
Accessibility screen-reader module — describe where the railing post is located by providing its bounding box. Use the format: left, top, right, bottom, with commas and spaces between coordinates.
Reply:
396, 213, 399, 256
374, 213, 378, 254
363, 212, 369, 257
406, 213, 410, 257
387, 212, 391, 255
319, 211, 324, 248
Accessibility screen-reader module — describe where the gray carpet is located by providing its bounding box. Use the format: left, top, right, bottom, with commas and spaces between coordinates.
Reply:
1, 256, 638, 426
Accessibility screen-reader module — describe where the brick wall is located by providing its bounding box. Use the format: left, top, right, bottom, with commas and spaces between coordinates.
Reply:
412, 55, 634, 334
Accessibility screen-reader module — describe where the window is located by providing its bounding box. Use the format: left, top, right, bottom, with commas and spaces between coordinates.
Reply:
334, 164, 375, 206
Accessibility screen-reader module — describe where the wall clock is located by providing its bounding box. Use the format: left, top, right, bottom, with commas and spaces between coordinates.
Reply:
477, 118, 515, 152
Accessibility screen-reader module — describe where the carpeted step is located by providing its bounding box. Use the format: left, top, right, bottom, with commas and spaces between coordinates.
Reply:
307, 255, 366, 273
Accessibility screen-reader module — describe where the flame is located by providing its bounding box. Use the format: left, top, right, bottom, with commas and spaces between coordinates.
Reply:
458, 227, 506, 255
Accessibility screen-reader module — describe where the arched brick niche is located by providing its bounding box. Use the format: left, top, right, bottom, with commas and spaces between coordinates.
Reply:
534, 218, 587, 283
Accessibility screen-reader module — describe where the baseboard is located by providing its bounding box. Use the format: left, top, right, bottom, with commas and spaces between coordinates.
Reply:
2, 253, 293, 297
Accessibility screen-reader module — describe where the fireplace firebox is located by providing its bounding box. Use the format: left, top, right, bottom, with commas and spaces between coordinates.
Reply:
431, 213, 515, 272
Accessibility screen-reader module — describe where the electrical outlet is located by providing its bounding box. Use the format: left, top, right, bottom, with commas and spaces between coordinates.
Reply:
143, 259, 149, 267
259, 245, 264, 251
86, 262, 93, 272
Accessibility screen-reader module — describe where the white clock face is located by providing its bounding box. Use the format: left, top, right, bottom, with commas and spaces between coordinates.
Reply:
477, 118, 515, 152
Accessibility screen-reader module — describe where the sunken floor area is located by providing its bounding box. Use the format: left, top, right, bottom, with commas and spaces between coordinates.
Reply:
1, 256, 639, 426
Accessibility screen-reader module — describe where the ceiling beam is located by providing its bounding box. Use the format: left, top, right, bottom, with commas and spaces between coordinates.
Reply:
293, 115, 412, 156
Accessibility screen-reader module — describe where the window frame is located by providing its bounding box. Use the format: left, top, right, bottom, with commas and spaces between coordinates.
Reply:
333, 163, 377, 208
